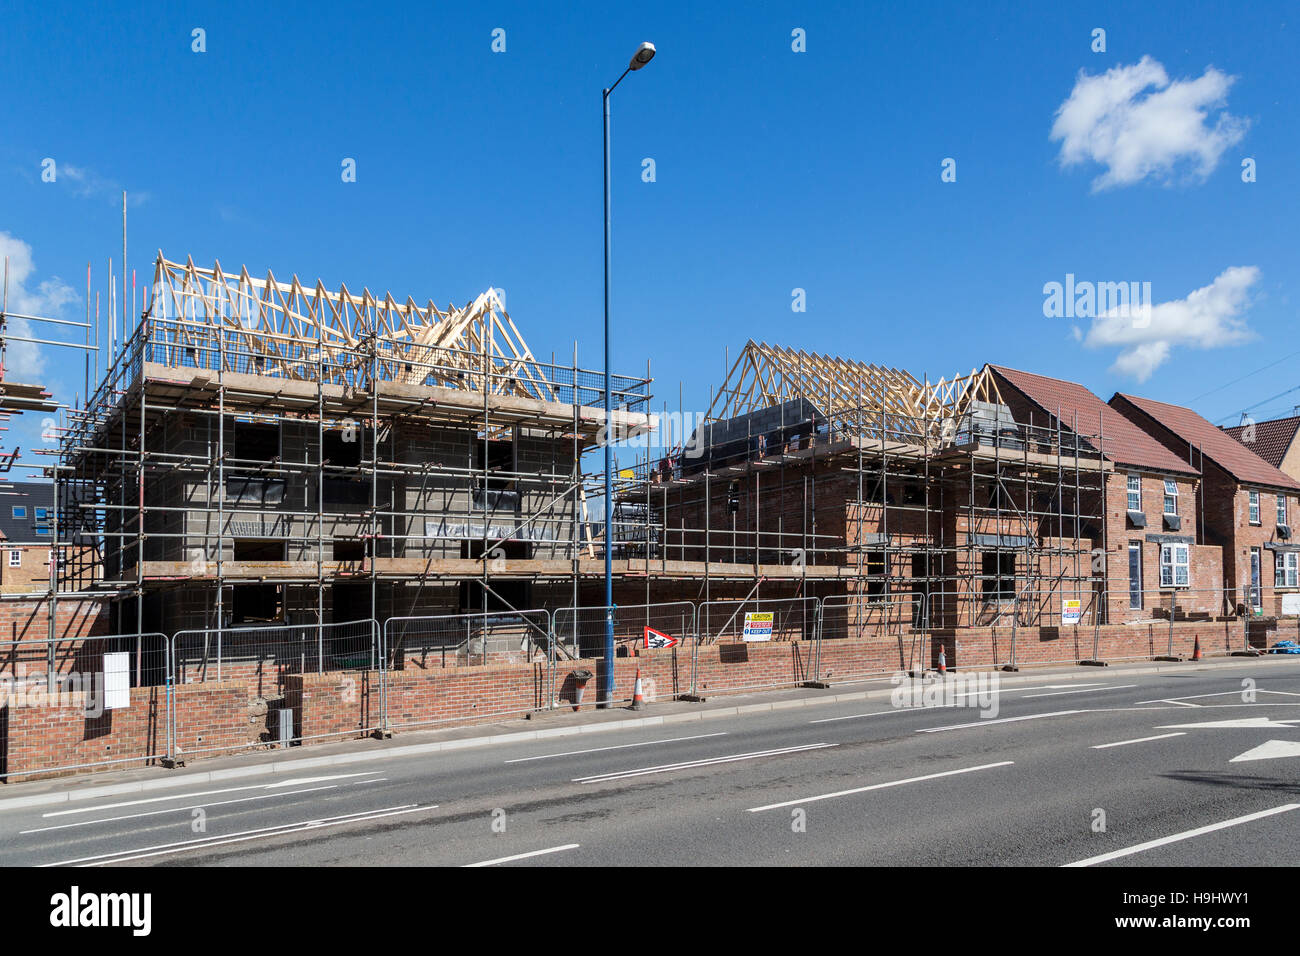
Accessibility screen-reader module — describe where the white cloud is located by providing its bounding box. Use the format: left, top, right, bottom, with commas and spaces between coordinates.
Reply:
1051, 56, 1248, 190
58, 164, 149, 206
1083, 266, 1258, 381
0, 231, 79, 381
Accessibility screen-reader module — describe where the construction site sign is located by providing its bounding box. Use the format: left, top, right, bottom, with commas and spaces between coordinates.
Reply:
644, 627, 679, 649
742, 612, 774, 641
1062, 599, 1082, 626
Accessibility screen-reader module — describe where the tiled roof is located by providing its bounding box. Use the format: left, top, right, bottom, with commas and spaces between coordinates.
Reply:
1222, 415, 1300, 470
1115, 394, 1300, 492
989, 366, 1198, 475
0, 482, 54, 544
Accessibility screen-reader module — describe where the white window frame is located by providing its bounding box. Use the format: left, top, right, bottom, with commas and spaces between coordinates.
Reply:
1159, 543, 1189, 588
1163, 480, 1178, 516
1279, 495, 1288, 527
1249, 491, 1261, 525
1276, 552, 1299, 589
1126, 474, 1142, 512
7, 549, 20, 568
10, 506, 25, 519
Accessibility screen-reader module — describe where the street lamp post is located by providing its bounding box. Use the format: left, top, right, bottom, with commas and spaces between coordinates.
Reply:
602, 41, 655, 707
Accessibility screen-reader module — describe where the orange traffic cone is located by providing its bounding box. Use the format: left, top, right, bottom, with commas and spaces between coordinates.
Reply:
937, 646, 947, 675
630, 669, 646, 710
1192, 636, 1202, 661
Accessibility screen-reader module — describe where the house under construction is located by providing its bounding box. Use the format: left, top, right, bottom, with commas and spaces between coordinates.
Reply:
54, 253, 658, 639
616, 342, 1110, 630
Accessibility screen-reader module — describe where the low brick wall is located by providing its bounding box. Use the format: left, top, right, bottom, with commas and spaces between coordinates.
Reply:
2, 680, 249, 781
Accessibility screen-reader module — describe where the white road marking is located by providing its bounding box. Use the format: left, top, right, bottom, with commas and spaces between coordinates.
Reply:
745, 761, 1014, 812
810, 710, 903, 724
504, 733, 727, 763
917, 710, 1084, 733
1136, 691, 1241, 704
1230, 739, 1300, 763
1022, 684, 1137, 698
1064, 804, 1300, 867
41, 804, 427, 867
573, 743, 836, 784
1092, 732, 1187, 750
41, 771, 381, 818
463, 844, 580, 867
1156, 717, 1300, 730
22, 785, 341, 834
21, 776, 388, 835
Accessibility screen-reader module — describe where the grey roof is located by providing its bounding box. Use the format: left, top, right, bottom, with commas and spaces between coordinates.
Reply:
0, 482, 54, 544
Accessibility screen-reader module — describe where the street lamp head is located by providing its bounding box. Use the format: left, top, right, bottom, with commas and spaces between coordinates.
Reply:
629, 42, 656, 70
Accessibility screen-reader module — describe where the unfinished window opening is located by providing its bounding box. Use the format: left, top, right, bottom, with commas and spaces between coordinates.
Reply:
473, 437, 517, 495
865, 551, 887, 597
232, 422, 279, 462
981, 551, 1016, 602
233, 539, 286, 562
333, 538, 366, 562
323, 428, 363, 468
231, 584, 283, 624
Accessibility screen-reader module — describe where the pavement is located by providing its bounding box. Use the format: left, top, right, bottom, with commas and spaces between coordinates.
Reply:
2, 655, 1298, 867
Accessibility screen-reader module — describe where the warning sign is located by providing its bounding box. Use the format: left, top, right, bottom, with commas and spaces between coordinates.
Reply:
1062, 599, 1082, 626
644, 627, 679, 649
742, 611, 774, 642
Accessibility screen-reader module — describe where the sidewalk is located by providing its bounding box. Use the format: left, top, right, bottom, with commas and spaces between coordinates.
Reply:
1, 654, 1293, 811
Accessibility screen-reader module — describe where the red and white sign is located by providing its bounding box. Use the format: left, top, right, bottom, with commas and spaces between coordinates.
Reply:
644, 627, 679, 649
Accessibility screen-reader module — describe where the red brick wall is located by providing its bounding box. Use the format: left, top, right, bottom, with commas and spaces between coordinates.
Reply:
2, 680, 247, 781
0, 597, 109, 650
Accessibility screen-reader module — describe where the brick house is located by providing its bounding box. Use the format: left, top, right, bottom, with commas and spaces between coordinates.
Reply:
989, 367, 1221, 623
1223, 414, 1300, 485
1110, 394, 1300, 617
0, 482, 53, 595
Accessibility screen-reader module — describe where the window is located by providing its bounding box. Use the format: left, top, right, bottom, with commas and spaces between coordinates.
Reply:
1279, 495, 1288, 527
1163, 480, 1178, 516
7, 550, 20, 568
865, 552, 887, 597
1128, 543, 1143, 609
1275, 552, 1299, 589
981, 551, 1016, 601
1159, 543, 1189, 588
1249, 491, 1260, 525
33, 507, 48, 521
1126, 475, 1142, 512
1250, 548, 1263, 609
11, 506, 25, 519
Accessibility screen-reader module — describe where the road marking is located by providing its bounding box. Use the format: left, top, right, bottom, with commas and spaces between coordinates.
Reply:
1136, 691, 1239, 704
1064, 804, 1300, 867
746, 761, 1014, 812
504, 733, 727, 763
463, 844, 580, 867
810, 711, 903, 724
573, 743, 836, 784
1230, 739, 1300, 763
1022, 684, 1137, 698
41, 804, 428, 867
21, 776, 388, 835
917, 710, 1084, 733
22, 785, 342, 834
40, 771, 382, 818
1156, 717, 1300, 730
1092, 732, 1187, 750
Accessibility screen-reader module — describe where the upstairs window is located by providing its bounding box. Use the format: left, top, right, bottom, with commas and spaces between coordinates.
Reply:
1278, 495, 1288, 527
7, 550, 20, 568
11, 506, 25, 519
1163, 480, 1178, 516
1126, 475, 1141, 512
1249, 491, 1261, 525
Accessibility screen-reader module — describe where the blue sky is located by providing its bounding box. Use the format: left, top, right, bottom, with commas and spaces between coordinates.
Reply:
2, 0, 1298, 471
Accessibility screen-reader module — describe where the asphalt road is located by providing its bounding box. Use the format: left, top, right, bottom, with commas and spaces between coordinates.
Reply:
4, 659, 1299, 867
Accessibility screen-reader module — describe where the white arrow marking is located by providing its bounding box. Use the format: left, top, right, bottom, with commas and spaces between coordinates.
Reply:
1229, 739, 1300, 763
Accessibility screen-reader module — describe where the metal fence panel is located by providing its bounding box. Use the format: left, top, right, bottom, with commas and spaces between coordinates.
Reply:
551, 602, 697, 703
0, 632, 170, 781
815, 593, 924, 682
382, 609, 554, 731
169, 619, 381, 761
692, 597, 820, 696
